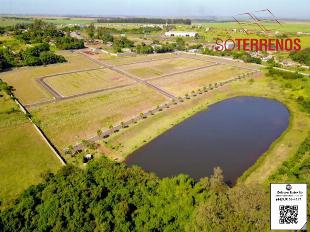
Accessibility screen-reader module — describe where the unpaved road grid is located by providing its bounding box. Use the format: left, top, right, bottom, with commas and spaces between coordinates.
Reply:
16, 50, 260, 155
25, 51, 260, 109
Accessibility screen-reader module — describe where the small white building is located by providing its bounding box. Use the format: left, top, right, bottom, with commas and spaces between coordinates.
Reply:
90, 48, 101, 53
165, 31, 198, 37
188, 49, 199, 53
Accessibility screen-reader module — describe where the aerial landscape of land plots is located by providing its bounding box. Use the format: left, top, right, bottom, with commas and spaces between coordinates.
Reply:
0, 15, 309, 211
1, 49, 256, 162
0, 9, 309, 229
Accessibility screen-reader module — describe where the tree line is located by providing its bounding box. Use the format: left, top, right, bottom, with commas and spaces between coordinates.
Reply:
0, 43, 66, 71
97, 17, 191, 25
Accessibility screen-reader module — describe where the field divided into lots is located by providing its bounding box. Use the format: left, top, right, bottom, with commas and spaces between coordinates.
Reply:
1, 51, 258, 158
120, 57, 210, 79
30, 84, 168, 151
0, 51, 101, 105
44, 68, 135, 97
149, 65, 250, 96
96, 53, 177, 66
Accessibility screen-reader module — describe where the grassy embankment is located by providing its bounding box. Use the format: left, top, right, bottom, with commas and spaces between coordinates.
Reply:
100, 74, 310, 184
0, 84, 61, 207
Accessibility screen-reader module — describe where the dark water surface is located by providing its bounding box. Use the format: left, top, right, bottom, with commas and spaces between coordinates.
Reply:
125, 97, 289, 184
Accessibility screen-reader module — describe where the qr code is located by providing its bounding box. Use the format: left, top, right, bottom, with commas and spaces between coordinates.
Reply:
279, 205, 298, 224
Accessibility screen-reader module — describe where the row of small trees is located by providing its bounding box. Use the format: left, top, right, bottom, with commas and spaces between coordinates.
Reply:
90, 77, 248, 150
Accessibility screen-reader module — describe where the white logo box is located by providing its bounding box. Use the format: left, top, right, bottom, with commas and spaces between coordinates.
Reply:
270, 183, 307, 230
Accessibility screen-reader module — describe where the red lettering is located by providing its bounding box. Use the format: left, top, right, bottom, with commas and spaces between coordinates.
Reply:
293, 38, 301, 51
275, 39, 284, 51
215, 39, 224, 51
250, 39, 259, 51
235, 38, 242, 51
285, 39, 293, 51
259, 39, 267, 51
268, 39, 275, 51
243, 39, 250, 51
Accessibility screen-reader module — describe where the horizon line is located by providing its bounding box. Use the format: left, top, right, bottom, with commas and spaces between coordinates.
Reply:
1, 13, 310, 21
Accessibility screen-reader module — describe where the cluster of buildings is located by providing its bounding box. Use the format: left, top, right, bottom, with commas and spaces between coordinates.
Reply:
164, 31, 198, 37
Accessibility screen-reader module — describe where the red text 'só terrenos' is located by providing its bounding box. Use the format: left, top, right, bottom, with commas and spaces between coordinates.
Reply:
215, 38, 301, 51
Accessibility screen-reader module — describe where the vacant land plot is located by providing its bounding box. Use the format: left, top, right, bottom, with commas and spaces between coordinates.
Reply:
96, 52, 177, 66
0, 90, 61, 206
121, 57, 210, 79
0, 51, 100, 105
44, 68, 135, 97
181, 54, 260, 70
31, 84, 168, 150
150, 65, 249, 96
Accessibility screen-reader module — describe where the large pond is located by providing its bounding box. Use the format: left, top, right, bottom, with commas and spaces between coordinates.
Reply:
125, 97, 290, 184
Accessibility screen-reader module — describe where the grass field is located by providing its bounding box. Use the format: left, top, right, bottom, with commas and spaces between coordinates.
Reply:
200, 21, 310, 33
30, 84, 168, 151
96, 53, 177, 66
0, 51, 101, 105
0, 90, 61, 206
0, 17, 32, 26
0, 34, 27, 51
150, 65, 249, 96
42, 17, 96, 25
44, 68, 135, 96
99, 75, 310, 185
121, 57, 210, 79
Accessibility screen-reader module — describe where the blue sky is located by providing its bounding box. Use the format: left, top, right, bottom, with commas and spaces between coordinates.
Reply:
1, 0, 309, 19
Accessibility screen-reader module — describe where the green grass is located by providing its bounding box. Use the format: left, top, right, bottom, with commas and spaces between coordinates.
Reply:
97, 53, 176, 66
122, 57, 209, 79
0, 16, 95, 26
0, 17, 32, 27
45, 68, 134, 97
0, 90, 61, 207
42, 18, 96, 25
0, 35, 26, 51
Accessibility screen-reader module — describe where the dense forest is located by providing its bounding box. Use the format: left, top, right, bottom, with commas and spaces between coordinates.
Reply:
0, 158, 270, 231
0, 42, 66, 70
97, 17, 191, 25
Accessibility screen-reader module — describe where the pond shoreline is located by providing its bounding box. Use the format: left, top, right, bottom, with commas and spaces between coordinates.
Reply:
125, 96, 290, 184
102, 76, 310, 184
